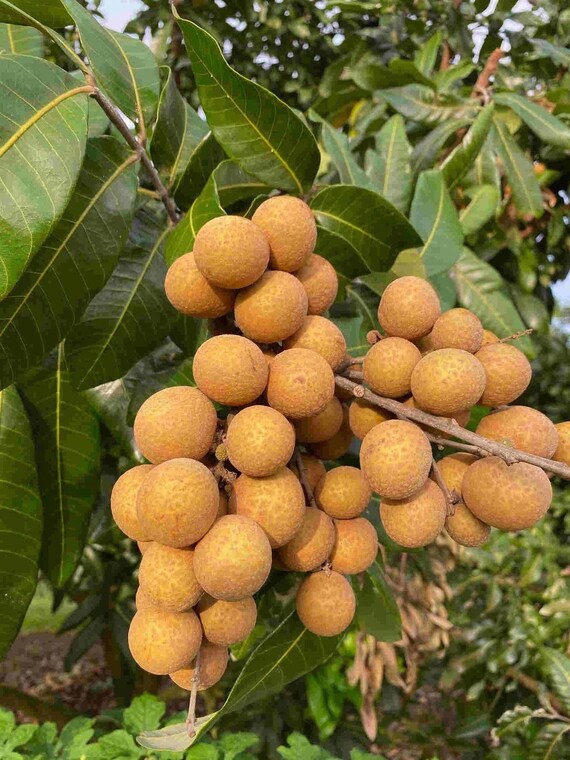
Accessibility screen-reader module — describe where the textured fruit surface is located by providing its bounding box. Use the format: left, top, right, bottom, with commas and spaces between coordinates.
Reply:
315, 465, 371, 519
234, 271, 308, 343
481, 329, 499, 347
310, 407, 353, 460
415, 331, 437, 354
252, 195, 316, 272
348, 398, 392, 440
226, 406, 295, 477
137, 458, 218, 548
380, 479, 446, 548
128, 608, 202, 675
295, 254, 338, 315
216, 490, 229, 521
476, 343, 532, 407
462, 457, 552, 530
164, 252, 235, 318
294, 397, 343, 443
553, 422, 570, 466
193, 335, 269, 407
284, 315, 347, 369
411, 348, 486, 415
229, 468, 305, 548
363, 337, 421, 398
193, 215, 269, 288
476, 406, 558, 458
135, 586, 154, 610
138, 544, 202, 611
196, 594, 257, 646
331, 518, 378, 574
170, 641, 228, 691
290, 453, 326, 492
360, 420, 432, 499
431, 308, 483, 353
278, 507, 335, 571
296, 570, 356, 636
378, 276, 440, 340
134, 386, 217, 464
194, 515, 272, 600
402, 395, 470, 440
110, 465, 153, 541
267, 348, 335, 419
445, 503, 490, 547
137, 540, 152, 555
436, 453, 477, 494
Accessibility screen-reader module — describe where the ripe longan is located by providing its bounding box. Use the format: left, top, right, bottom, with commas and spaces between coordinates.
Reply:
110, 465, 153, 541
553, 422, 570, 466
431, 308, 483, 353
481, 329, 499, 347
475, 343, 532, 407
134, 386, 217, 464
294, 397, 343, 443
290, 453, 326, 492
284, 315, 347, 370
196, 594, 257, 646
278, 507, 335, 571
415, 331, 437, 354
170, 641, 228, 691
315, 465, 371, 519
128, 608, 202, 675
331, 518, 378, 574
411, 349, 486, 416
137, 540, 152, 555
380, 479, 446, 548
138, 544, 202, 611
310, 407, 353, 460
476, 406, 559, 459
135, 586, 154, 611
295, 254, 338, 315
378, 276, 440, 340
226, 406, 295, 477
252, 195, 316, 272
445, 503, 490, 547
164, 252, 235, 318
348, 398, 392, 440
363, 337, 421, 398
296, 570, 356, 637
436, 453, 477, 495
267, 348, 335, 419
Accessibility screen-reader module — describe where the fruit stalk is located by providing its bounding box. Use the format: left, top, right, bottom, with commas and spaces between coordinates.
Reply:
294, 446, 318, 509
186, 650, 201, 737
430, 460, 460, 516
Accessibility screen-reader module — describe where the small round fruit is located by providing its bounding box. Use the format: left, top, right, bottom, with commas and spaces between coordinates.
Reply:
378, 276, 440, 340
360, 420, 432, 499
138, 544, 202, 611
411, 348, 486, 416
296, 254, 338, 315
431, 308, 483, 353
135, 586, 154, 611
315, 466, 371, 519
234, 271, 308, 343
445, 503, 490, 547
193, 335, 269, 407
476, 406, 558, 459
134, 386, 217, 464
436, 453, 477, 495
226, 406, 295, 477
310, 407, 353, 460
331, 518, 378, 574
290, 453, 326, 492
196, 595, 257, 646
481, 329, 499, 347
137, 540, 152, 555
164, 252, 235, 318
128, 608, 202, 675
348, 398, 392, 440
296, 570, 355, 636
284, 316, 346, 370
110, 465, 153, 541
252, 195, 316, 272
380, 479, 446, 548
553, 422, 570, 466
267, 348, 334, 419
193, 215, 269, 288
415, 331, 437, 354
475, 343, 532, 407
170, 641, 228, 691
137, 458, 218, 548
278, 507, 335, 571
294, 397, 343, 443
363, 337, 421, 398
194, 515, 272, 601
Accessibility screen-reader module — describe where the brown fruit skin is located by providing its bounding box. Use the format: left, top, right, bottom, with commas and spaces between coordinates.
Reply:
380, 479, 446, 548
476, 406, 559, 459
284, 316, 347, 370
445, 503, 490, 547
481, 329, 499, 347
193, 215, 269, 288
135, 586, 154, 611
138, 544, 202, 612
310, 407, 353, 460
348, 398, 392, 440
193, 335, 269, 407
252, 195, 316, 272
170, 641, 228, 691
294, 397, 343, 443
128, 608, 202, 675
414, 331, 437, 354
331, 518, 378, 574
111, 465, 154, 541
295, 254, 338, 315
229, 468, 305, 548
363, 337, 421, 398
194, 515, 272, 601
315, 466, 371, 519
290, 453, 326, 492
431, 308, 483, 353
378, 276, 441, 340
462, 457, 552, 531
134, 386, 217, 464
267, 348, 335, 420
164, 252, 235, 318
553, 422, 570, 466
278, 507, 335, 571
436, 453, 477, 495
402, 396, 470, 440
137, 458, 218, 548
360, 420, 432, 499
411, 348, 486, 416
296, 570, 356, 637
234, 271, 308, 343
196, 594, 257, 646
475, 343, 532, 407
226, 406, 295, 477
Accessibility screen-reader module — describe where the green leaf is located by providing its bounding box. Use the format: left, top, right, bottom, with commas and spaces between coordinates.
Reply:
388, 59, 436, 89
465, 139, 501, 195
530, 38, 570, 68
494, 92, 570, 150
440, 104, 495, 189
0, 386, 42, 659
123, 694, 166, 735
459, 185, 499, 235
314, 226, 363, 288
508, 286, 549, 332
172, 132, 225, 210
99, 729, 145, 758
366, 115, 412, 213
540, 647, 570, 713
434, 61, 475, 92
0, 0, 71, 26
411, 118, 470, 176
382, 85, 478, 124
414, 31, 441, 76
213, 161, 271, 207
173, 12, 319, 193
0, 137, 138, 391
85, 379, 143, 463
529, 722, 570, 760
320, 120, 374, 189
0, 22, 42, 54
492, 118, 543, 218
0, 55, 89, 298
356, 560, 401, 642
107, 30, 160, 128
18, 344, 100, 587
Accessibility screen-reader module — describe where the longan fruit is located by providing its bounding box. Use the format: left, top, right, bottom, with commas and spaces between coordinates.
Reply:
296, 570, 355, 637
348, 398, 392, 440
378, 276, 440, 340
553, 422, 570, 466
128, 607, 202, 675
226, 406, 295, 477
414, 331, 437, 354
315, 465, 371, 519
435, 453, 477, 495
229, 468, 305, 548
284, 316, 347, 370
134, 386, 217, 464
252, 195, 316, 272
380, 479, 446, 548
411, 348, 486, 416
331, 518, 378, 574
402, 396, 470, 440
170, 641, 228, 691
278, 507, 335, 571
360, 420, 432, 499
476, 406, 559, 459
267, 348, 334, 419
363, 337, 421, 398
234, 271, 308, 343
138, 544, 202, 611
196, 594, 257, 646
462, 457, 552, 531
294, 397, 343, 443
445, 503, 490, 547
481, 329, 499, 347
289, 453, 326, 492
194, 515, 272, 601
193, 215, 269, 288
137, 540, 152, 555
135, 586, 154, 611
295, 254, 338, 315
475, 343, 532, 407
193, 335, 269, 407
431, 308, 483, 353
310, 407, 353, 460
164, 252, 235, 318
137, 458, 218, 548
110, 465, 154, 541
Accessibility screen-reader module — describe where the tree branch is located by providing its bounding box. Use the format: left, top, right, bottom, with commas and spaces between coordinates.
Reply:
295, 446, 318, 509
471, 47, 504, 97
431, 459, 460, 516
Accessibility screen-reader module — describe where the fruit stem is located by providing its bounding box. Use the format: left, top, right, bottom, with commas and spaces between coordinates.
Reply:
498, 328, 534, 343
431, 459, 460, 517
186, 651, 201, 737
294, 447, 318, 509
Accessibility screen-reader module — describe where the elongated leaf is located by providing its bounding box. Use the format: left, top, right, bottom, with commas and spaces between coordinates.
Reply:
382, 85, 478, 124
388, 59, 435, 89
494, 92, 570, 149
529, 722, 570, 760
440, 104, 495, 189
493, 118, 543, 218
214, 161, 271, 207
0, 22, 42, 54
85, 379, 143, 463
0, 0, 71, 26
459, 185, 499, 235
356, 560, 401, 643
174, 12, 319, 193
19, 345, 100, 587
366, 115, 412, 212
0, 55, 89, 298
172, 132, 225, 210
414, 31, 441, 76
0, 385, 42, 658
411, 118, 470, 176
314, 226, 362, 284
541, 647, 570, 713
0, 137, 138, 391
434, 61, 475, 91
530, 38, 570, 68
108, 30, 160, 128
321, 121, 373, 189
351, 61, 426, 91
465, 139, 501, 195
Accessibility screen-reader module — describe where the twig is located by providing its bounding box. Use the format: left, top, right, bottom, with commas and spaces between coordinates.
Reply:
295, 446, 318, 509
440, 42, 451, 72
431, 460, 460, 516
499, 328, 533, 343
471, 47, 504, 97
186, 651, 201, 737
505, 666, 566, 717
426, 433, 492, 459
